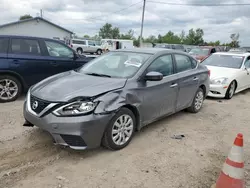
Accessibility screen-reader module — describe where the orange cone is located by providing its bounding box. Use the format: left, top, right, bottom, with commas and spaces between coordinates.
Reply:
215, 133, 244, 188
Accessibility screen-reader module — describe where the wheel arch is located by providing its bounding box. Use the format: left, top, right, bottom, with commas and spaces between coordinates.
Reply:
0, 71, 26, 91
122, 104, 141, 131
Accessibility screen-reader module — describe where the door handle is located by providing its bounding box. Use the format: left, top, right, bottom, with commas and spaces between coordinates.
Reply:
193, 77, 199, 81
50, 62, 58, 66
170, 83, 178, 88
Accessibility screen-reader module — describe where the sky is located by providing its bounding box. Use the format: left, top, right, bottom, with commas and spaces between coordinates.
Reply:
1, 0, 250, 45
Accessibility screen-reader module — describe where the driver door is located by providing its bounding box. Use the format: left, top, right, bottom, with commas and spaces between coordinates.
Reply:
43, 40, 79, 75
241, 56, 250, 89
138, 54, 178, 125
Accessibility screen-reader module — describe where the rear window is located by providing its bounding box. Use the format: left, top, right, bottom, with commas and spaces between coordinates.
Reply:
202, 54, 244, 69
11, 39, 41, 55
0, 38, 8, 53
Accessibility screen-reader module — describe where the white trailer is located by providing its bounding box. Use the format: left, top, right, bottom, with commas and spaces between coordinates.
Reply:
101, 39, 134, 51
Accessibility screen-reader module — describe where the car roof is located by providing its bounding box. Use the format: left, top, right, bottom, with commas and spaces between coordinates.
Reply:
0, 35, 62, 41
115, 47, 185, 55
214, 52, 250, 57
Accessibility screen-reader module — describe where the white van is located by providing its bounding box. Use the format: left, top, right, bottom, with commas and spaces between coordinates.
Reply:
70, 39, 103, 55
101, 39, 134, 51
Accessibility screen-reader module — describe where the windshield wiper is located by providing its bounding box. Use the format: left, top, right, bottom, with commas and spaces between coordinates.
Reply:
85, 72, 111, 78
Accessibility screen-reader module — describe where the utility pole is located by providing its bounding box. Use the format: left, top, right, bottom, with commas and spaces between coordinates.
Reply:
140, 0, 146, 47
40, 9, 43, 18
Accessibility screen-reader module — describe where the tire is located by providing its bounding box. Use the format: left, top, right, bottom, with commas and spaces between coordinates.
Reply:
102, 107, 136, 150
77, 48, 83, 55
0, 75, 22, 103
96, 49, 102, 55
225, 81, 236, 99
187, 87, 204, 113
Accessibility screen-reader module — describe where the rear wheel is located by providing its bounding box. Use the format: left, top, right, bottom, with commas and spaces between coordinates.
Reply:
225, 81, 236, 99
0, 75, 22, 103
96, 49, 102, 55
77, 48, 83, 55
187, 87, 204, 113
102, 108, 135, 150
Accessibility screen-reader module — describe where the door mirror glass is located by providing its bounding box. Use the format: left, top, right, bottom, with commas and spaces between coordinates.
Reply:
145, 71, 163, 81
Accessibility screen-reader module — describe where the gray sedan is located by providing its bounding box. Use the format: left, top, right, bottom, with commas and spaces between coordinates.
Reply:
23, 48, 210, 150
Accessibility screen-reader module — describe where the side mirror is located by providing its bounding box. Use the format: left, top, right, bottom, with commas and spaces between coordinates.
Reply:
145, 71, 163, 81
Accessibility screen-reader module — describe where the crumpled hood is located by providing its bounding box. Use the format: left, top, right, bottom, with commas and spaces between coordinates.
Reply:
31, 71, 127, 102
205, 66, 239, 80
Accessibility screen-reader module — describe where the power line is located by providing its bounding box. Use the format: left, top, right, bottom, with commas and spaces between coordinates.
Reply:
147, 1, 250, 6
86, 1, 143, 20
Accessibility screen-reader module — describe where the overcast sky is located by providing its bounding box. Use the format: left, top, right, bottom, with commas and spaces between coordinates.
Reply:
1, 0, 250, 45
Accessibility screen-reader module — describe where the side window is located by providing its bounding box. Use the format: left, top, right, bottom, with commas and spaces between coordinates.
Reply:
147, 55, 173, 77
175, 54, 193, 73
45, 40, 74, 58
88, 41, 95, 46
11, 39, 41, 55
191, 58, 198, 68
0, 38, 8, 53
245, 56, 250, 69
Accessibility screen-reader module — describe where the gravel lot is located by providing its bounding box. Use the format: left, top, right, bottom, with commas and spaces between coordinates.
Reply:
0, 92, 250, 188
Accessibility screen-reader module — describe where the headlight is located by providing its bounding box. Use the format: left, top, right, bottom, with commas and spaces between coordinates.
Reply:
210, 78, 228, 85
197, 60, 201, 63
53, 101, 98, 116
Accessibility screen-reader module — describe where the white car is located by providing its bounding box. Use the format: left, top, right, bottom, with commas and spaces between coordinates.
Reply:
202, 52, 250, 99
71, 39, 102, 55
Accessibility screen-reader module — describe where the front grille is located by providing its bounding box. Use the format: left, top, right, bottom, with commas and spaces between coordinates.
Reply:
30, 95, 51, 114
60, 135, 86, 147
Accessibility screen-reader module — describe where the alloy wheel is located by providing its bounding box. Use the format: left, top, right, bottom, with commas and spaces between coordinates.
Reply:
0, 79, 18, 101
229, 81, 235, 98
111, 114, 134, 146
194, 90, 204, 110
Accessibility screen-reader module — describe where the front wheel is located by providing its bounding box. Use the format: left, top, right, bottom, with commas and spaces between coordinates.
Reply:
102, 108, 135, 150
0, 75, 22, 103
225, 81, 236, 99
187, 87, 204, 113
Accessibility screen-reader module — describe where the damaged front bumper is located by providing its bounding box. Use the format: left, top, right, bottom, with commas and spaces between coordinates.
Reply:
23, 101, 114, 150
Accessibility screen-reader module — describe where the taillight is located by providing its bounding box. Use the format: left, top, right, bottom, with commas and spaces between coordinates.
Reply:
208, 70, 210, 76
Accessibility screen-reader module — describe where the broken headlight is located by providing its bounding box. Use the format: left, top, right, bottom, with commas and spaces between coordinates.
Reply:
53, 101, 98, 116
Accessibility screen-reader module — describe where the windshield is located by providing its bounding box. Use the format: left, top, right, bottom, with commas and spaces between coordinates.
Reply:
78, 52, 152, 78
189, 48, 209, 55
202, 54, 244, 69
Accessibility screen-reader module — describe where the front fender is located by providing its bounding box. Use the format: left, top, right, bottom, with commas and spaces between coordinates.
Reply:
94, 90, 142, 114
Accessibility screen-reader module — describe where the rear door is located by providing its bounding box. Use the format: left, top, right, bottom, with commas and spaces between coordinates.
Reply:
8, 37, 54, 87
173, 53, 199, 111
42, 39, 79, 75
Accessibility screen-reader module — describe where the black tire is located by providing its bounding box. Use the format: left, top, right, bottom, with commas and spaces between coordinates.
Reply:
77, 48, 83, 55
102, 107, 136, 150
225, 81, 236, 99
187, 87, 204, 113
0, 75, 22, 103
96, 49, 102, 55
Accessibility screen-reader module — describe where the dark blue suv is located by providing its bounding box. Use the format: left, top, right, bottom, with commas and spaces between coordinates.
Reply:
0, 35, 96, 102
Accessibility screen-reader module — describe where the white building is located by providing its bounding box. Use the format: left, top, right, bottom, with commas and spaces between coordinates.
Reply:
0, 17, 73, 43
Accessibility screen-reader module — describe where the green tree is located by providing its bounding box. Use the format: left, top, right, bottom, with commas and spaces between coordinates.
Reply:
19, 14, 33, 21
99, 23, 120, 39
120, 29, 134, 39
162, 31, 181, 44
185, 28, 204, 45
230, 33, 240, 48
83, 35, 90, 39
